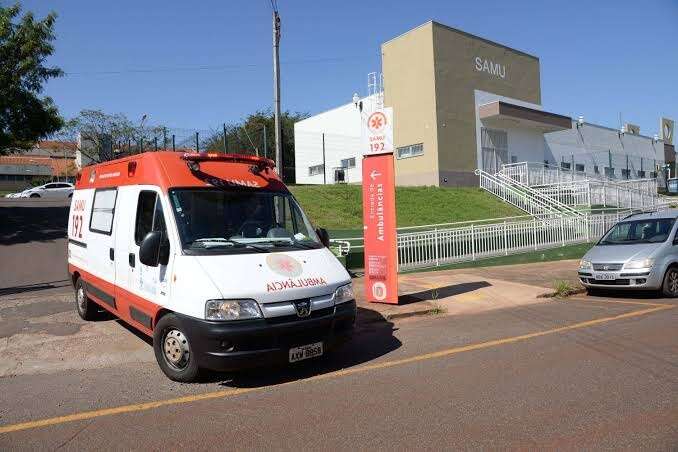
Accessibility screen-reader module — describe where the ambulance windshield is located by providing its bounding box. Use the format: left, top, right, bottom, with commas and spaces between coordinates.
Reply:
168, 188, 323, 254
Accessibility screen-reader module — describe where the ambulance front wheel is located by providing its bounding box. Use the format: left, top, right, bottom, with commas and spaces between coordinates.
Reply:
153, 314, 201, 382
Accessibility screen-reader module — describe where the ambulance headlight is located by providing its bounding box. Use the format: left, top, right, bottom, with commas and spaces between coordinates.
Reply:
333, 283, 354, 305
205, 299, 262, 321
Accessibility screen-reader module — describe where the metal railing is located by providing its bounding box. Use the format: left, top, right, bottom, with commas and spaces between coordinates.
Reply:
397, 210, 631, 271
476, 169, 567, 216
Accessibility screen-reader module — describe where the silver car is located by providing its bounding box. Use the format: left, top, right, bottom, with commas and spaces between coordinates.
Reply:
579, 210, 678, 296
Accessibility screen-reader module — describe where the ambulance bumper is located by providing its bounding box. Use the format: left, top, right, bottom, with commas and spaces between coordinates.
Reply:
176, 300, 356, 372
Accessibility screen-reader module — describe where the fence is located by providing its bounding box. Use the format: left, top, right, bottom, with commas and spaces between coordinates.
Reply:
501, 161, 665, 189
330, 206, 672, 272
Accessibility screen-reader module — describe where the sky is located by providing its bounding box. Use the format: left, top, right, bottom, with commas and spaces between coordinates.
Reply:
18, 0, 678, 136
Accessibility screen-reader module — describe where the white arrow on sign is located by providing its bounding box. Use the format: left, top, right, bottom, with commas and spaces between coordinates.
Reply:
369, 169, 381, 181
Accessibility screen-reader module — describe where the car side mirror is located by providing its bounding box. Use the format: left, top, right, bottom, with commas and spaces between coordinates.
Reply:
315, 227, 330, 248
139, 231, 170, 266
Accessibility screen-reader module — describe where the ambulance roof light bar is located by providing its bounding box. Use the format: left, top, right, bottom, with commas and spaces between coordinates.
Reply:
181, 152, 275, 173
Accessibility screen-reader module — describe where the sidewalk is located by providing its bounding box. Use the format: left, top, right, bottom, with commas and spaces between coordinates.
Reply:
354, 260, 581, 322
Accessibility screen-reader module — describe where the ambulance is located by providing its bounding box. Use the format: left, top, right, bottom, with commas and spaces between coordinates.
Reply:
67, 151, 356, 381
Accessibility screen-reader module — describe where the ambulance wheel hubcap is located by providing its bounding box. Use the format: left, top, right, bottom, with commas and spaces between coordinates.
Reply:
76, 287, 86, 312
163, 329, 190, 369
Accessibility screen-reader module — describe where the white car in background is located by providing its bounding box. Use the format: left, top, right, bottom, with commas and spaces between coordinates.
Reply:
12, 182, 75, 199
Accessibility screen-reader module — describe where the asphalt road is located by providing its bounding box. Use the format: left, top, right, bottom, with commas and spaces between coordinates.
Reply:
0, 199, 70, 293
0, 290, 675, 450
0, 203, 677, 450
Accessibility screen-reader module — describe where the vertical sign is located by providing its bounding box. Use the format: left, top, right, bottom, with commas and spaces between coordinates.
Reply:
362, 108, 398, 304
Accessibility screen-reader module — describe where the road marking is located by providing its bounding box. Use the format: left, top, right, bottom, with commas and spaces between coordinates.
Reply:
0, 302, 673, 435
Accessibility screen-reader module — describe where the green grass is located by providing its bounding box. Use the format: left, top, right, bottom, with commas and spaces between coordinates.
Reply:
0, 190, 12, 196
403, 242, 593, 273
289, 185, 524, 231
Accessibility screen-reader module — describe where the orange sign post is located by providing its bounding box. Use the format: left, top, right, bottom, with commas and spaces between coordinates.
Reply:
361, 107, 398, 304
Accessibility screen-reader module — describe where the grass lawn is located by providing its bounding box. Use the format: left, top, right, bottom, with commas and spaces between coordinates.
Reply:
289, 185, 524, 231
404, 242, 593, 273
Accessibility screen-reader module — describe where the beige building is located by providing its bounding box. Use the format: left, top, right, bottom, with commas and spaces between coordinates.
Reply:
295, 21, 674, 186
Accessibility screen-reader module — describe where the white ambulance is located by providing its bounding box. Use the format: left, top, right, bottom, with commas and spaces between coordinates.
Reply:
67, 151, 355, 381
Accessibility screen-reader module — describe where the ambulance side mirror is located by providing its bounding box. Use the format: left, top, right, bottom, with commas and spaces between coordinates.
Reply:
139, 231, 169, 267
316, 227, 330, 248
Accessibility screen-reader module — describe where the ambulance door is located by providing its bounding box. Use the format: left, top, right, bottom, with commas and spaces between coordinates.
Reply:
85, 188, 118, 309
128, 188, 172, 322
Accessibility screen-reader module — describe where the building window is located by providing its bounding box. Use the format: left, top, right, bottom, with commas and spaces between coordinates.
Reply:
637, 170, 646, 178
621, 169, 631, 179
89, 188, 118, 235
650, 171, 657, 178
334, 169, 346, 183
560, 162, 571, 170
510, 155, 518, 164
340, 157, 356, 169
604, 167, 615, 178
543, 160, 549, 167
308, 164, 324, 176
575, 164, 585, 172
594, 165, 599, 174
397, 143, 424, 159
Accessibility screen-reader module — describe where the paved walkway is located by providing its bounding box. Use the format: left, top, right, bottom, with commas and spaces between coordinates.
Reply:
355, 260, 581, 322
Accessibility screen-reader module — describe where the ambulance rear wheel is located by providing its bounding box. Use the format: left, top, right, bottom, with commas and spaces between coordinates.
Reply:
74, 278, 97, 321
153, 314, 200, 382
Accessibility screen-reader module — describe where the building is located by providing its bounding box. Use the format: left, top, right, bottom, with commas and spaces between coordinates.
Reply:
0, 141, 78, 191
294, 21, 675, 186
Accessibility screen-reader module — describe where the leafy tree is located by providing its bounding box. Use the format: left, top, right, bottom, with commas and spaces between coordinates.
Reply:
61, 109, 166, 163
203, 109, 308, 183
0, 3, 63, 153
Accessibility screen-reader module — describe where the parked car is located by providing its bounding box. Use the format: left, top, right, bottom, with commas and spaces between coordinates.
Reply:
67, 151, 355, 382
579, 210, 678, 296
17, 182, 74, 199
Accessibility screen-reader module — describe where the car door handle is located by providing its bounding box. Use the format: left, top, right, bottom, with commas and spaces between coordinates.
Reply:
129, 253, 135, 268
109, 248, 115, 261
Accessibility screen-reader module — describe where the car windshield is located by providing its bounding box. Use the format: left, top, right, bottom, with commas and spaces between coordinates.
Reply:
599, 218, 675, 245
168, 188, 323, 254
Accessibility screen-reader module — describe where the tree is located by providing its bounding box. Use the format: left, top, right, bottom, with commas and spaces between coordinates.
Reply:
0, 3, 63, 153
203, 109, 308, 183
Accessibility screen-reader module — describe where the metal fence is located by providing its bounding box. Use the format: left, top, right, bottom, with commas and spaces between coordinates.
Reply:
330, 206, 675, 272
396, 212, 623, 271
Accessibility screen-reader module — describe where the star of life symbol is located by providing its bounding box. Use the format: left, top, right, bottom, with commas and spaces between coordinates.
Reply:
368, 111, 387, 134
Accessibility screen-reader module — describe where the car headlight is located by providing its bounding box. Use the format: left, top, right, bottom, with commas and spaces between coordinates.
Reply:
205, 299, 262, 321
624, 258, 654, 269
333, 283, 354, 304
579, 259, 592, 270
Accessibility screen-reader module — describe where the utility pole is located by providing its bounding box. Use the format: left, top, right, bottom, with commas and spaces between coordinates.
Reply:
272, 8, 283, 178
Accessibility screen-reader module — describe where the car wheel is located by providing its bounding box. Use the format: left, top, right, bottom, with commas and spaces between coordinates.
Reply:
153, 314, 200, 382
29, 193, 40, 198
74, 278, 98, 320
661, 267, 678, 298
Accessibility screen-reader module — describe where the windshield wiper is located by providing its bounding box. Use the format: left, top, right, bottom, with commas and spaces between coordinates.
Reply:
264, 238, 318, 249
189, 237, 270, 252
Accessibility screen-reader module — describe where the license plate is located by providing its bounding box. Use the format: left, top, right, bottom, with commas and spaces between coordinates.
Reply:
289, 342, 323, 363
594, 272, 616, 281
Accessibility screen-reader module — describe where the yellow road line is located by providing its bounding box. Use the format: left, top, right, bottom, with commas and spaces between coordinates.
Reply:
0, 303, 673, 435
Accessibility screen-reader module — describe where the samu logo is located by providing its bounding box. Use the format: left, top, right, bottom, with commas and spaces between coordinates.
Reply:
474, 57, 506, 79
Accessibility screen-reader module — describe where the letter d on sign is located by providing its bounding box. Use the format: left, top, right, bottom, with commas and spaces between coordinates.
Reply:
361, 154, 398, 304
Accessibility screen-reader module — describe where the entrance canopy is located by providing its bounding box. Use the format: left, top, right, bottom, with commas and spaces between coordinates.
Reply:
479, 101, 572, 133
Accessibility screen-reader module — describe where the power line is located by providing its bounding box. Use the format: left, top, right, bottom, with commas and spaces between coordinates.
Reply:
63, 55, 373, 76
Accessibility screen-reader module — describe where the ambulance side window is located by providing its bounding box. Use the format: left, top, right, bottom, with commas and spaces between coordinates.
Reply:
89, 188, 118, 235
135, 191, 167, 245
